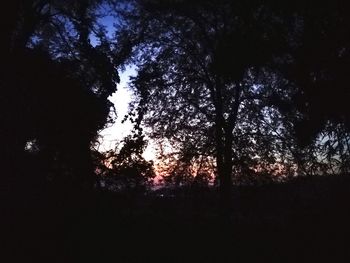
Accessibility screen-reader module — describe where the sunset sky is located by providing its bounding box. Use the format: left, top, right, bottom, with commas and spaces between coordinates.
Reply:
97, 66, 156, 161
94, 15, 135, 152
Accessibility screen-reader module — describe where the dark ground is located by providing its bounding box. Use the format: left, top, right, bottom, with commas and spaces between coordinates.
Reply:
3, 175, 350, 262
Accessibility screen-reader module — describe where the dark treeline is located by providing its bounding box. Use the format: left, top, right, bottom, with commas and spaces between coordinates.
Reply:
2, 0, 350, 262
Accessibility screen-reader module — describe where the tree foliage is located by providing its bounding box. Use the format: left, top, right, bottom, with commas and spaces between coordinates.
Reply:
118, 0, 350, 194
95, 135, 155, 193
0, 0, 125, 191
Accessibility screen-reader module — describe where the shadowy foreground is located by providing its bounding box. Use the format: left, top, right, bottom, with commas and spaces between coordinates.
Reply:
4, 175, 350, 262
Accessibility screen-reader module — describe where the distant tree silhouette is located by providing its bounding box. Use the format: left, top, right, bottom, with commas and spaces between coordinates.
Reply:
95, 134, 155, 193
151, 138, 215, 188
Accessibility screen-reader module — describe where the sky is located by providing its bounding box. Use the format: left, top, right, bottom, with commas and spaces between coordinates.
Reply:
95, 15, 134, 152
97, 67, 156, 161
97, 66, 134, 152
95, 13, 155, 161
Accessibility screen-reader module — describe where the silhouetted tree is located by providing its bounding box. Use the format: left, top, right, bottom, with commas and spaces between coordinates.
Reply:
114, 0, 350, 216
264, 2, 350, 174
115, 0, 301, 212
0, 0, 126, 194
95, 134, 155, 193
154, 139, 215, 188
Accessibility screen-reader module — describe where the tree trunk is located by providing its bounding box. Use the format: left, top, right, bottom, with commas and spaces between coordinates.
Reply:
217, 83, 241, 220
215, 120, 229, 216
222, 127, 233, 213
214, 81, 235, 219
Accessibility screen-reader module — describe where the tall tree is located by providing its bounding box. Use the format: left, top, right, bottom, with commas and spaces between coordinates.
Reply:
267, 1, 350, 174
118, 0, 350, 211
116, 0, 297, 212
0, 0, 124, 193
